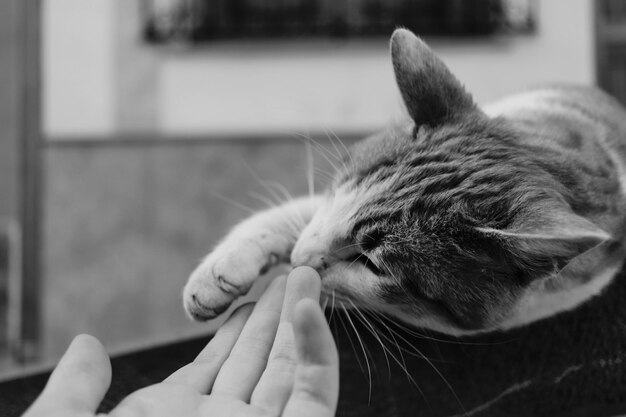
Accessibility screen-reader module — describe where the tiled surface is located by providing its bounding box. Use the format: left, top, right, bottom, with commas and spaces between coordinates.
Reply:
41, 138, 346, 360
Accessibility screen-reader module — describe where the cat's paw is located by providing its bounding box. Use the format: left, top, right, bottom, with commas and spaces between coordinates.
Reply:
183, 234, 282, 321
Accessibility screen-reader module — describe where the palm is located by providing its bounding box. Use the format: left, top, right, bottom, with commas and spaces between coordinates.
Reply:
111, 385, 287, 417
25, 268, 338, 417
109, 383, 204, 416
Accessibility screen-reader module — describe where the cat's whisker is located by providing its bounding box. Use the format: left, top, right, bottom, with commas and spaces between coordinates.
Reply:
334, 242, 363, 253
352, 304, 436, 405
301, 129, 345, 166
312, 164, 335, 177
346, 253, 366, 270
365, 311, 439, 363
362, 313, 457, 368
371, 312, 431, 340
313, 167, 336, 183
263, 180, 308, 229
368, 310, 440, 351
239, 159, 308, 235
342, 305, 374, 404
252, 190, 307, 237
265, 180, 295, 204
330, 315, 340, 363
379, 258, 403, 287
377, 257, 392, 276
365, 312, 466, 413
348, 299, 392, 378
355, 307, 430, 401
305, 140, 315, 198
370, 310, 503, 346
336, 305, 368, 378
207, 191, 256, 214
425, 327, 447, 368
360, 310, 432, 406
323, 127, 350, 173
261, 181, 292, 208
240, 159, 288, 207
367, 311, 409, 368
247, 192, 303, 248
304, 133, 338, 185
290, 132, 343, 175
248, 191, 277, 209
363, 309, 433, 365
282, 129, 341, 162
328, 290, 337, 324
321, 295, 329, 311
249, 202, 302, 240
240, 159, 303, 222
326, 127, 355, 168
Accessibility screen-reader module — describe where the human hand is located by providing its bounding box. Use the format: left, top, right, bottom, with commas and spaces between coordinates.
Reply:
24, 267, 338, 417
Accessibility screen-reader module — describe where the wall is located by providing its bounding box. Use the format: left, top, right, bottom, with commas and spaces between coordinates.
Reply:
43, 0, 116, 136
43, 0, 596, 137
42, 138, 340, 359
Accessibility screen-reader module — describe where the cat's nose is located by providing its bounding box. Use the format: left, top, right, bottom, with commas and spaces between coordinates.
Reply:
291, 252, 330, 272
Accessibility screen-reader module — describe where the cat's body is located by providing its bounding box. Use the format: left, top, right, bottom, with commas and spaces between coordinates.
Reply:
481, 86, 626, 329
183, 30, 626, 336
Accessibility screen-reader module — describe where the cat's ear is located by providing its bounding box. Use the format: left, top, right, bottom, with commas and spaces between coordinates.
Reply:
391, 29, 477, 127
478, 203, 611, 273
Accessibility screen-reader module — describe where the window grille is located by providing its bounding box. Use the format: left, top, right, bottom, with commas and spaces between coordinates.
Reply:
144, 0, 536, 44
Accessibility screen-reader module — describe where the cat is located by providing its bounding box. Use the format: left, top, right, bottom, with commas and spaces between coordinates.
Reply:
183, 28, 626, 336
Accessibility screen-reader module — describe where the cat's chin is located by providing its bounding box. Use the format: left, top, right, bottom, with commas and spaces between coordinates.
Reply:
317, 265, 501, 336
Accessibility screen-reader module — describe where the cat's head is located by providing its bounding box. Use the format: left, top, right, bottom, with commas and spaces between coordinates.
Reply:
291, 29, 611, 335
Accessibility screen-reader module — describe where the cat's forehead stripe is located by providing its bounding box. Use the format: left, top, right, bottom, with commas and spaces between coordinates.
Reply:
336, 174, 409, 234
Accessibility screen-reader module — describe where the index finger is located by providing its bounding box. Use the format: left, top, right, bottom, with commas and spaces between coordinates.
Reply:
281, 266, 322, 322
249, 267, 322, 413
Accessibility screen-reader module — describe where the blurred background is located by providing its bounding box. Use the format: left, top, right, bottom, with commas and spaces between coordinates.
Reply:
0, 0, 618, 377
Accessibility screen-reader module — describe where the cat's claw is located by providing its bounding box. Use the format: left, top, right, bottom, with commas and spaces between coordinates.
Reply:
185, 293, 228, 321
183, 265, 236, 320
183, 237, 281, 321
183, 260, 253, 320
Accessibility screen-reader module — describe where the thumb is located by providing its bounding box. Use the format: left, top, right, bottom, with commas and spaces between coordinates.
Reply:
25, 334, 111, 416
282, 299, 339, 417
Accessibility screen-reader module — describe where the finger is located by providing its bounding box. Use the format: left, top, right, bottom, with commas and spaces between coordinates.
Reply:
163, 302, 254, 392
250, 267, 322, 414
210, 275, 287, 400
25, 334, 111, 416
280, 266, 322, 323
282, 299, 339, 417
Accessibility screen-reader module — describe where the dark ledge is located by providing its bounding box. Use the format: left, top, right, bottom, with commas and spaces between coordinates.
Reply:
3, 265, 626, 416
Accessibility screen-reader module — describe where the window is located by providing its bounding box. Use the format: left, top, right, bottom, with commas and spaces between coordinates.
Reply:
144, 0, 536, 43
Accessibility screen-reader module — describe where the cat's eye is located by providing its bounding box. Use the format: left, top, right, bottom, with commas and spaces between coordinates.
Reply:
356, 228, 385, 251
345, 253, 383, 275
